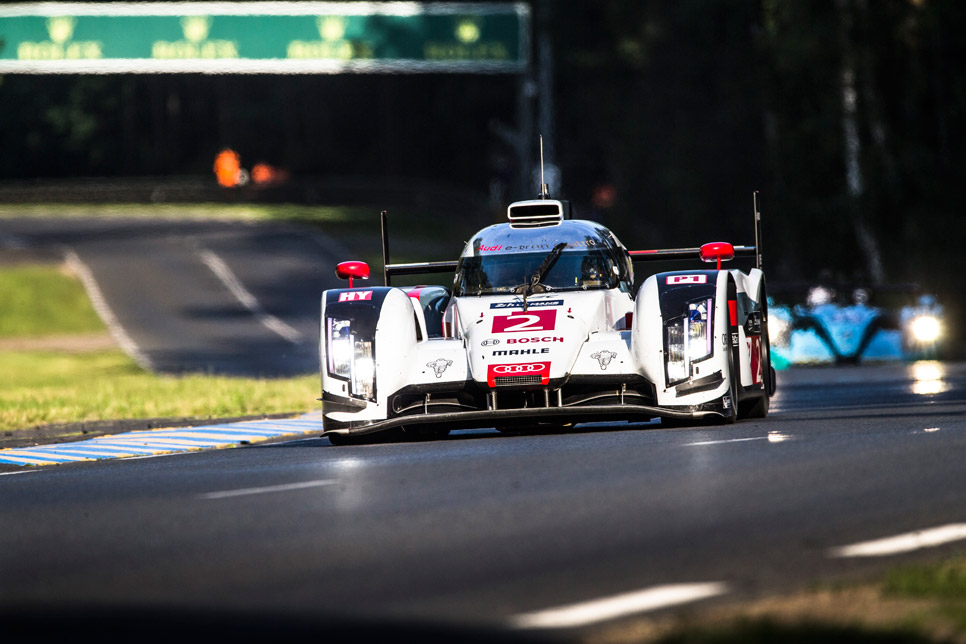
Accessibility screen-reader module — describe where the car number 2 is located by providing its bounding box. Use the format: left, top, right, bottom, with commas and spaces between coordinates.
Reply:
492, 309, 556, 333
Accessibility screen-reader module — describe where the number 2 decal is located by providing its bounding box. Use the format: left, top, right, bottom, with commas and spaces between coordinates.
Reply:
502, 314, 543, 332
492, 309, 556, 333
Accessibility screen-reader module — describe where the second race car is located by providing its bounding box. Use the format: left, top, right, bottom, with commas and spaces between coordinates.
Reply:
320, 192, 775, 443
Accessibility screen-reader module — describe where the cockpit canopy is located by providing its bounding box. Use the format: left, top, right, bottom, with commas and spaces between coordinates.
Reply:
454, 219, 634, 296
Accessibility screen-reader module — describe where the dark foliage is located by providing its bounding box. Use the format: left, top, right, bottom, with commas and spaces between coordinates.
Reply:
1, 1, 963, 312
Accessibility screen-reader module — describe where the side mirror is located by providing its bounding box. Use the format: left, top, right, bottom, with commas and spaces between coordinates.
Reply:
699, 242, 735, 270
336, 261, 370, 288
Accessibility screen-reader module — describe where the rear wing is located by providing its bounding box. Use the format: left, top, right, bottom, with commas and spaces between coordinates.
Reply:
629, 191, 763, 271
381, 210, 457, 286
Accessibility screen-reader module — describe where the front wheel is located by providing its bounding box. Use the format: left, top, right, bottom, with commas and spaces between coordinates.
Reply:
739, 284, 774, 420
722, 354, 739, 424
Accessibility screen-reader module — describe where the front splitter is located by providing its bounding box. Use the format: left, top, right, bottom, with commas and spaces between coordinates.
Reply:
325, 403, 726, 437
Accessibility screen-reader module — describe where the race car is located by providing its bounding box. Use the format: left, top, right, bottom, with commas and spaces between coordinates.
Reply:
768, 285, 945, 366
320, 193, 775, 444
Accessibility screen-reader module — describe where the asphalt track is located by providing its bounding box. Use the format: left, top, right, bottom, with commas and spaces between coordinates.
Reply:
1, 216, 351, 375
3, 218, 966, 642
2, 363, 966, 643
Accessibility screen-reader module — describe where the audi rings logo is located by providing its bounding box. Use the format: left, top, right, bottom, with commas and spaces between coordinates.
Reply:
492, 363, 547, 375
487, 361, 551, 387
481, 339, 500, 346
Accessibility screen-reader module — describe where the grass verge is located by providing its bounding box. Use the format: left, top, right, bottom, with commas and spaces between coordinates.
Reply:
0, 263, 104, 336
590, 555, 966, 644
0, 262, 316, 435
0, 349, 316, 433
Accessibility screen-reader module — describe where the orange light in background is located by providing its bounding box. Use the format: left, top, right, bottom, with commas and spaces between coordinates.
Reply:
213, 148, 242, 187
592, 184, 617, 209
251, 162, 289, 185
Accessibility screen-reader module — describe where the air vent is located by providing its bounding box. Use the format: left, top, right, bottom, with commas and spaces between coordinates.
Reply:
493, 375, 543, 387
507, 199, 564, 228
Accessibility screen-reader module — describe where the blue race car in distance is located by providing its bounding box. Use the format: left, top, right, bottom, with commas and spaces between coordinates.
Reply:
768, 284, 944, 367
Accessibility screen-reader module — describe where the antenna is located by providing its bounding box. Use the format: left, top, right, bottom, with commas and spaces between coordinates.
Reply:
753, 190, 763, 271
539, 135, 549, 198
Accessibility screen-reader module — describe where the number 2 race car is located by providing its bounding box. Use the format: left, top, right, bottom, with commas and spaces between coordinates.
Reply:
320, 192, 775, 444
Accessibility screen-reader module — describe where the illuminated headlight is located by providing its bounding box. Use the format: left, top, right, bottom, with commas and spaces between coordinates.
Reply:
666, 298, 713, 385
909, 315, 941, 343
768, 313, 789, 346
666, 322, 687, 382
351, 339, 375, 400
327, 319, 353, 377
326, 318, 376, 401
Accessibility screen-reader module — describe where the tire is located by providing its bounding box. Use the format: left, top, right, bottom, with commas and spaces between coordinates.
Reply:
740, 390, 769, 419
721, 282, 739, 424
722, 347, 739, 424
740, 284, 773, 420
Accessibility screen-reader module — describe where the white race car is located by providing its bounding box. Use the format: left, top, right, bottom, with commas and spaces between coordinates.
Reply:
320, 195, 775, 444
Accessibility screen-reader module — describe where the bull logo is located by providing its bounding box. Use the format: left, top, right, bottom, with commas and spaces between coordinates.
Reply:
492, 363, 546, 374
590, 350, 617, 370
426, 358, 453, 378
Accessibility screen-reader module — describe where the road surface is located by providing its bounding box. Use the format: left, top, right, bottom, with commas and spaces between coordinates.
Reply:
2, 363, 965, 642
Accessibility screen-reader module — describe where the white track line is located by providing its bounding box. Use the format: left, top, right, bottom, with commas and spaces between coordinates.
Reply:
510, 582, 728, 629
829, 523, 966, 558
198, 249, 302, 344
65, 249, 154, 370
199, 479, 337, 500
687, 437, 765, 446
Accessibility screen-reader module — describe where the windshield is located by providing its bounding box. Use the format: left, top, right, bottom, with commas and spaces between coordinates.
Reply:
454, 248, 627, 296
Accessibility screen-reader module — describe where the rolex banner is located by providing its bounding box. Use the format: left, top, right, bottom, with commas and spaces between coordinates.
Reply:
0, 2, 530, 74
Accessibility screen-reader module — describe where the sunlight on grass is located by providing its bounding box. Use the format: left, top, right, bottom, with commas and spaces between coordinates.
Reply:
0, 349, 317, 431
885, 555, 966, 600
0, 263, 104, 336
0, 263, 317, 433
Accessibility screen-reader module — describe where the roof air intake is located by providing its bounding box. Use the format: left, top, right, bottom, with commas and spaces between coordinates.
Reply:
507, 199, 564, 228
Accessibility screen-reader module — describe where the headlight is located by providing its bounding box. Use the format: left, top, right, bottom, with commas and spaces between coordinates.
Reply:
767, 313, 789, 347
909, 315, 941, 344
666, 298, 713, 385
327, 319, 353, 378
666, 321, 687, 382
326, 318, 376, 401
351, 338, 375, 400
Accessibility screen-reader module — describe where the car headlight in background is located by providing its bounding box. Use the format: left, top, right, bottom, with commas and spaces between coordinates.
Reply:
326, 317, 376, 401
767, 312, 790, 347
909, 314, 941, 344
666, 298, 713, 385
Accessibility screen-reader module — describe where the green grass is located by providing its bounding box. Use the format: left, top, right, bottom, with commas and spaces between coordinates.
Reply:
0, 262, 316, 433
883, 554, 966, 633
0, 264, 105, 336
885, 555, 966, 600
593, 557, 966, 644
0, 350, 316, 431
